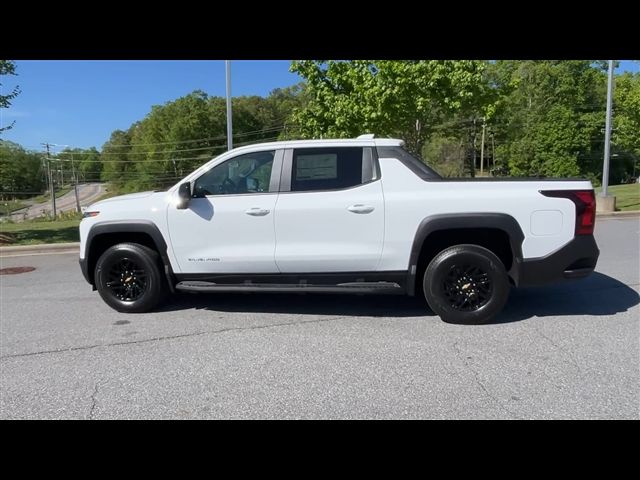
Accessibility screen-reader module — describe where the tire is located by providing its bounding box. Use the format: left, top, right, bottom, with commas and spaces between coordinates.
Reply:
423, 244, 510, 325
95, 242, 165, 313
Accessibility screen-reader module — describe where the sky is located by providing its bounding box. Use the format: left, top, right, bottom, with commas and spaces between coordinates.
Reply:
1, 60, 638, 153
0, 60, 301, 151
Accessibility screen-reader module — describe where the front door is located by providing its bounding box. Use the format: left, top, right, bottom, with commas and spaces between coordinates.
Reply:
167, 149, 281, 274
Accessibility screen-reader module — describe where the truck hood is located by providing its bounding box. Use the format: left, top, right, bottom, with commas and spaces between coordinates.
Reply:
89, 191, 157, 207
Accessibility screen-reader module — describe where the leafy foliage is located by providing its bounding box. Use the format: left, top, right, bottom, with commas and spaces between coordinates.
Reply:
101, 86, 307, 192
289, 60, 491, 156
0, 141, 44, 197
612, 71, 640, 182
291, 60, 639, 183
486, 61, 608, 180
100, 129, 134, 188
58, 147, 102, 182
0, 60, 21, 134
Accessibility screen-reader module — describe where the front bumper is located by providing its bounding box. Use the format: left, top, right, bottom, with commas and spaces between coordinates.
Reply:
514, 235, 600, 287
79, 257, 91, 285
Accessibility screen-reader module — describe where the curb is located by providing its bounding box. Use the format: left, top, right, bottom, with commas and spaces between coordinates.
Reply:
0, 242, 79, 256
596, 210, 640, 219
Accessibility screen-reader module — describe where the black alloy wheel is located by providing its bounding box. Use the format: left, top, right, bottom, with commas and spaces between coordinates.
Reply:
441, 264, 492, 312
95, 243, 165, 313
105, 257, 147, 301
423, 244, 510, 324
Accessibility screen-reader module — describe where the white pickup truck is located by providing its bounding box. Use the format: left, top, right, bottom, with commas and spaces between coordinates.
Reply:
79, 135, 599, 324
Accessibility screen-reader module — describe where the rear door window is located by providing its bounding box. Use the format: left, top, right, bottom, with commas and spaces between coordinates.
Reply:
290, 147, 376, 192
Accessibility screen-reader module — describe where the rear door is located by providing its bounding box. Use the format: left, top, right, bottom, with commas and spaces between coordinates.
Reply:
274, 146, 384, 272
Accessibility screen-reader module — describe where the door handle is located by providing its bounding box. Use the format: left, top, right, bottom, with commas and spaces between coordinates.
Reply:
347, 204, 375, 214
245, 207, 270, 216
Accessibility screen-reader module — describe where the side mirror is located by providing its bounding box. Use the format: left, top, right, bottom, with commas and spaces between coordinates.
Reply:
177, 182, 191, 209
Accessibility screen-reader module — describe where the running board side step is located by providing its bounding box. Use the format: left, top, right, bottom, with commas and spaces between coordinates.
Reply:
175, 281, 404, 294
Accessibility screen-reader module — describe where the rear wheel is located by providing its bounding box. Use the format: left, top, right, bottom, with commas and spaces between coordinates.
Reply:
423, 244, 510, 324
95, 242, 165, 313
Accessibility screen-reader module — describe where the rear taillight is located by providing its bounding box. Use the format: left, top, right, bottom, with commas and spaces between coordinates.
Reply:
541, 190, 596, 235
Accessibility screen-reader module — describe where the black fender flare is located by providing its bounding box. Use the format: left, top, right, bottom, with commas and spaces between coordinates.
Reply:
80, 220, 175, 291
406, 213, 525, 295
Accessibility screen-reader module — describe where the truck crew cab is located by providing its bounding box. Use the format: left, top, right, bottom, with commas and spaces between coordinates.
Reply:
79, 135, 599, 324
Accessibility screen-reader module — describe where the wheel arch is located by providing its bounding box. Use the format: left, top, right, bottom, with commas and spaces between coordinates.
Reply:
406, 213, 525, 295
81, 220, 175, 291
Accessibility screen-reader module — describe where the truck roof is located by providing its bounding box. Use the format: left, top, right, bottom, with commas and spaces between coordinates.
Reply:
227, 136, 404, 154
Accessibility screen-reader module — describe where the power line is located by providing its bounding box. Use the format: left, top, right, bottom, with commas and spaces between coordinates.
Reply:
49, 137, 282, 163
38, 141, 616, 168
97, 123, 288, 148
17, 124, 294, 152
46, 129, 285, 157
0, 191, 48, 194
99, 144, 229, 156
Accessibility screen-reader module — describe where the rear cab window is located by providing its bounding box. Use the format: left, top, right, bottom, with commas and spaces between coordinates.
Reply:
376, 146, 442, 180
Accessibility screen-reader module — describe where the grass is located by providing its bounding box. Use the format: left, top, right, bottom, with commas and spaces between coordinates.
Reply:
0, 199, 28, 215
595, 183, 640, 211
0, 218, 81, 245
0, 183, 115, 245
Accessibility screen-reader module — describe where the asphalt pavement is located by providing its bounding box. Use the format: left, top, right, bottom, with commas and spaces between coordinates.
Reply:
0, 216, 638, 419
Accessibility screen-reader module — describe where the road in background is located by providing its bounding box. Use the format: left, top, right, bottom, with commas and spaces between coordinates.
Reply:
9, 183, 106, 221
0, 217, 638, 419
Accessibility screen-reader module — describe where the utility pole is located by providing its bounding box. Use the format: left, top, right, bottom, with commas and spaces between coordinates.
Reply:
491, 132, 495, 168
70, 152, 81, 213
41, 158, 48, 192
598, 60, 616, 212
480, 118, 486, 176
225, 60, 233, 151
42, 143, 56, 218
471, 118, 477, 178
602, 60, 615, 197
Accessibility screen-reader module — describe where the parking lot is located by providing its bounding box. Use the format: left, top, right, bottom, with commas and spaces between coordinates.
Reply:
1, 216, 638, 419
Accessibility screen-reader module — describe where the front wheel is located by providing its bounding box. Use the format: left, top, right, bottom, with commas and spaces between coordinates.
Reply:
423, 244, 510, 325
95, 242, 165, 313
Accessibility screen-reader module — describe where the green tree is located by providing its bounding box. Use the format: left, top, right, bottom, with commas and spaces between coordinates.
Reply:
0, 60, 21, 134
100, 129, 134, 189
100, 87, 308, 192
127, 91, 219, 191
487, 61, 607, 179
289, 60, 490, 157
0, 141, 44, 196
612, 71, 640, 181
59, 147, 102, 183
266, 83, 309, 139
